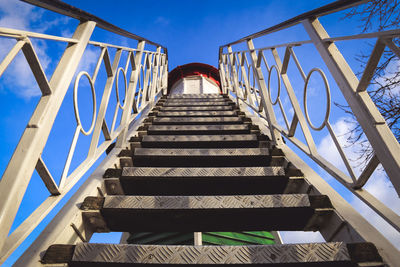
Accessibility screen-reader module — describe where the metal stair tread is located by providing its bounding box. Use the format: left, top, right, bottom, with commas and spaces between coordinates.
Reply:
42, 242, 384, 266
131, 148, 272, 167
146, 124, 251, 134
162, 101, 231, 106
133, 147, 269, 156
122, 166, 284, 177
100, 194, 314, 209
105, 167, 307, 195
164, 98, 229, 103
156, 110, 237, 117
160, 106, 233, 111
168, 94, 225, 98
151, 117, 244, 124
138, 134, 260, 148
80, 195, 333, 232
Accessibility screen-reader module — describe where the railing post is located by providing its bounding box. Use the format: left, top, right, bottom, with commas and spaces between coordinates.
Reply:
149, 46, 161, 102
303, 18, 400, 196
142, 53, 153, 103
222, 54, 233, 94
162, 53, 169, 95
270, 47, 318, 154
116, 40, 145, 148
218, 60, 228, 94
87, 49, 122, 157
0, 21, 95, 253
227, 46, 241, 106
218, 48, 228, 94
246, 39, 283, 145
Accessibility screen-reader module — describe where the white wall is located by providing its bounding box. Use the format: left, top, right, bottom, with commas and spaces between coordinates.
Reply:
170, 75, 220, 95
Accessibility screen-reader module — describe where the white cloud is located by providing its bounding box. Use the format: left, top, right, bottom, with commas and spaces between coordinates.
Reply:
375, 58, 400, 95
316, 117, 400, 248
0, 39, 43, 98
317, 118, 356, 173
0, 0, 38, 30
348, 166, 400, 248
0, 0, 72, 99
154, 16, 170, 26
76, 46, 100, 75
288, 107, 294, 117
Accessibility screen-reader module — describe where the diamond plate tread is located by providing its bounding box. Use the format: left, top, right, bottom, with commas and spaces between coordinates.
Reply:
70, 242, 354, 265
152, 117, 244, 125
156, 111, 238, 117
122, 166, 285, 177
142, 134, 257, 142
131, 148, 271, 167
168, 94, 225, 98
165, 98, 229, 103
162, 101, 231, 106
103, 194, 310, 209
42, 242, 385, 265
133, 148, 269, 156
139, 134, 260, 148
118, 167, 292, 196
81, 194, 333, 231
160, 106, 233, 111
83, 194, 331, 231
147, 124, 250, 135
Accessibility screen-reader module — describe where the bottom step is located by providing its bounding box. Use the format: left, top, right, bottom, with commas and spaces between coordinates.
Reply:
43, 242, 383, 266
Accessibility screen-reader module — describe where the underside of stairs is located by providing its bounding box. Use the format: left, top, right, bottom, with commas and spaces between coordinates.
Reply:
41, 94, 384, 266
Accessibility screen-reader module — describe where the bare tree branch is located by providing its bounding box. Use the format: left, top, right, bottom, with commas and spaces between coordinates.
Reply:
337, 0, 400, 169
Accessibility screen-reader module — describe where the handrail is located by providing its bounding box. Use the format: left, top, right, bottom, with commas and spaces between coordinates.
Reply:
0, 2, 168, 263
221, 0, 368, 48
21, 0, 166, 49
218, 1, 400, 265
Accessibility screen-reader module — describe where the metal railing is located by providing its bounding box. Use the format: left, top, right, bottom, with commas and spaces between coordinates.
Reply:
0, 0, 167, 263
219, 0, 400, 259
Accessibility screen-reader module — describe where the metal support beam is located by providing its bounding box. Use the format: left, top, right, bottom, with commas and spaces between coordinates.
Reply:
302, 18, 400, 196
270, 47, 317, 154
0, 21, 96, 254
246, 39, 283, 145
13, 95, 157, 266
88, 48, 122, 157
237, 101, 400, 266
116, 41, 146, 148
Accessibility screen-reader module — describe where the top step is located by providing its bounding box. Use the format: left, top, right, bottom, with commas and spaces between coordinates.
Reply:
168, 94, 225, 99
163, 99, 230, 103
161, 101, 233, 107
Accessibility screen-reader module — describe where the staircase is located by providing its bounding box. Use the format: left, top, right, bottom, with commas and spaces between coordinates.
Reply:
41, 94, 384, 266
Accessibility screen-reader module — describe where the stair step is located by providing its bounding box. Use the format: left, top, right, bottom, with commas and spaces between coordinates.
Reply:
155, 111, 238, 117
80, 195, 333, 232
114, 166, 305, 195
131, 148, 271, 167
160, 106, 233, 111
164, 98, 229, 103
168, 94, 225, 99
135, 134, 262, 148
42, 242, 383, 266
161, 101, 232, 107
150, 117, 246, 125
146, 124, 252, 135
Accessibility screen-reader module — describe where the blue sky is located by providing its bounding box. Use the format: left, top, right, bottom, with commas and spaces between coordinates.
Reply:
0, 0, 399, 265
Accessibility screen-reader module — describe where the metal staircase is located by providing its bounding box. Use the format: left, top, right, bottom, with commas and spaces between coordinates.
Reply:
1, 0, 400, 266
37, 94, 382, 266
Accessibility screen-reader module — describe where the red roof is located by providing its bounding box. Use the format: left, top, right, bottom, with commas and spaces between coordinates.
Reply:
168, 63, 221, 94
